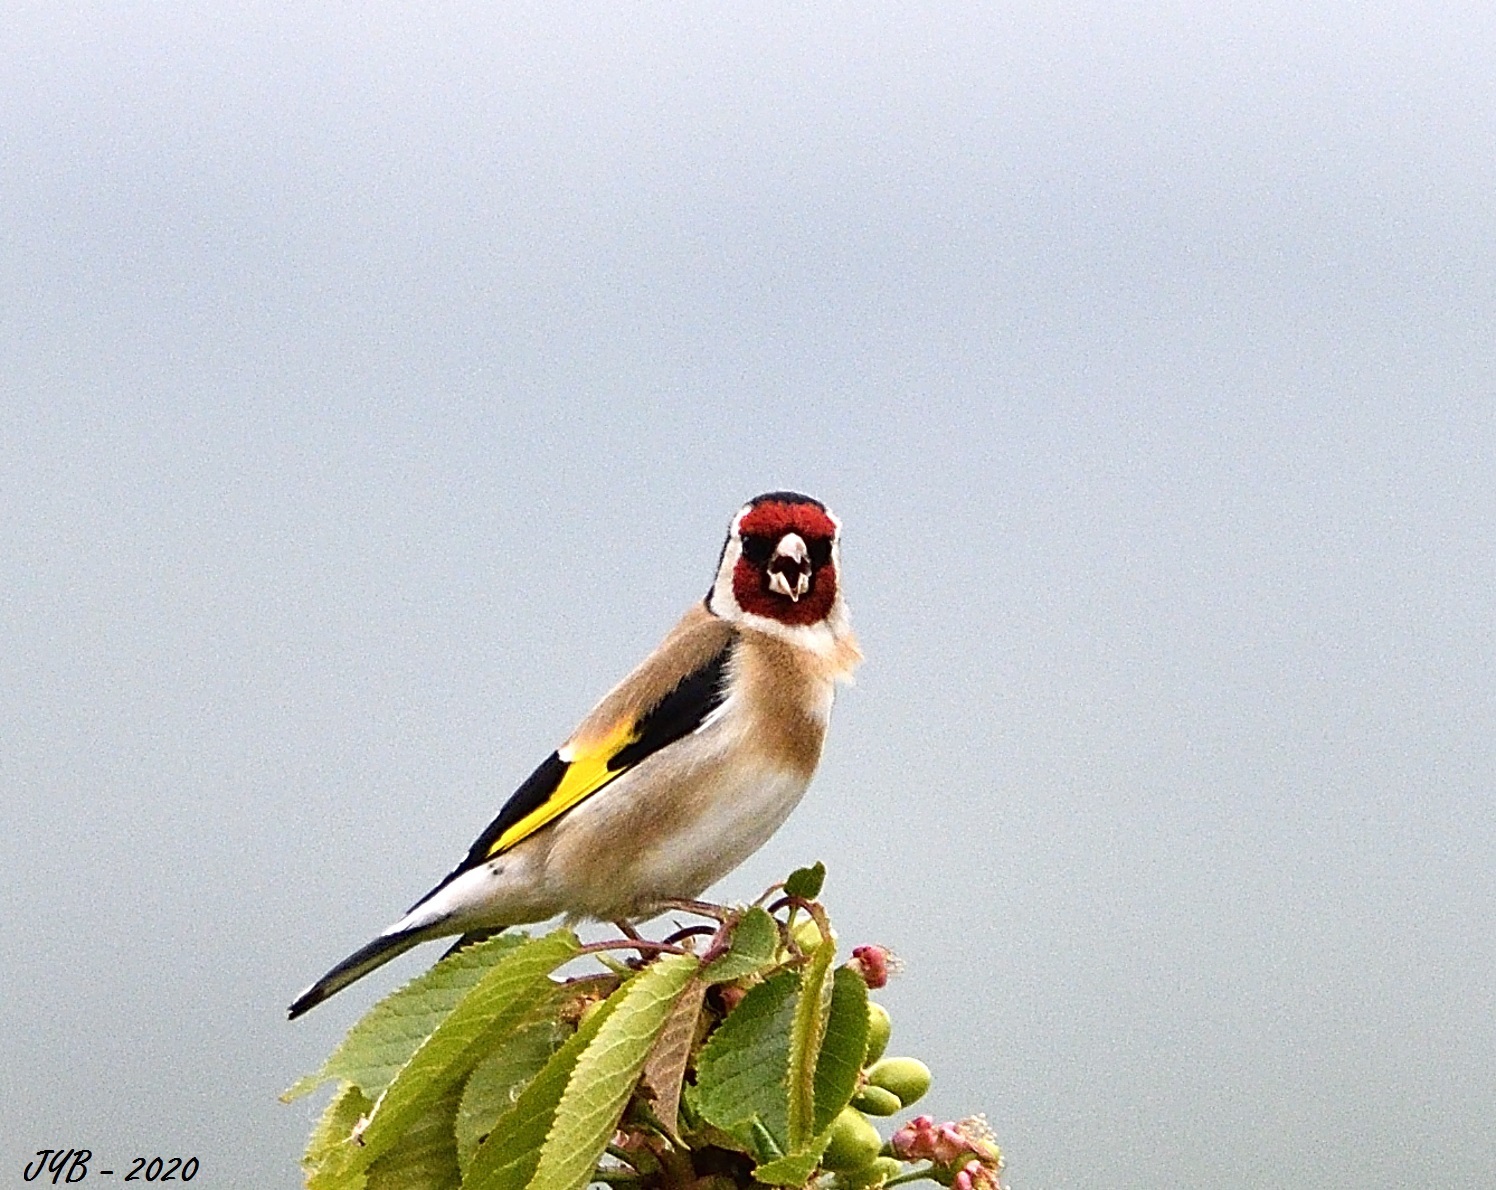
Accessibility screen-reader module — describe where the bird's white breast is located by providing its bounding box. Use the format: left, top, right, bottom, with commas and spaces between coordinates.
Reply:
539, 690, 821, 918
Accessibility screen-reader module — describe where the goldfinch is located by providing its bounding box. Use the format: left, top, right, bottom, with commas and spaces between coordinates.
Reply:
289, 491, 860, 1018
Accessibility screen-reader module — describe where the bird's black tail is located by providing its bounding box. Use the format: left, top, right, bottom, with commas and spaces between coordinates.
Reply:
288, 929, 426, 1020
440, 926, 508, 960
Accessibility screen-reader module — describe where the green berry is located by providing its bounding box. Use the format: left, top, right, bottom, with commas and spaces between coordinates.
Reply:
791, 915, 834, 954
866, 1057, 932, 1107
821, 1107, 883, 1172
864, 1001, 892, 1065
850, 1085, 903, 1116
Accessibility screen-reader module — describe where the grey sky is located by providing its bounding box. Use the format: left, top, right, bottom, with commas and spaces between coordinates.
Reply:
3, 4, 1493, 1187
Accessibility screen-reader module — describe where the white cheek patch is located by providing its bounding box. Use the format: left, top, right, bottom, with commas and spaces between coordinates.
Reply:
708, 535, 745, 618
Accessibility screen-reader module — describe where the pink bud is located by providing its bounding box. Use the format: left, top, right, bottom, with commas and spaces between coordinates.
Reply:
892, 1114, 1004, 1184
965, 1159, 1003, 1189
932, 1122, 971, 1165
850, 945, 891, 989
890, 1115, 937, 1160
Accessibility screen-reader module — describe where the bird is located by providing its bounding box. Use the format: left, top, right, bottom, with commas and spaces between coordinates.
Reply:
288, 491, 861, 1019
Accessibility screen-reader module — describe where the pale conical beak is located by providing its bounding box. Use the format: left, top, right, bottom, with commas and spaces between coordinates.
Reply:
767, 533, 812, 601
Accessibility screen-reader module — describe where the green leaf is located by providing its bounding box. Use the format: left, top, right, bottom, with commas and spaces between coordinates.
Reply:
783, 862, 826, 901
704, 907, 781, 984
688, 967, 799, 1150
283, 932, 530, 1102
751, 970, 870, 1185
364, 1077, 463, 1190
640, 975, 708, 1139
455, 1018, 565, 1172
303, 1082, 371, 1190
748, 969, 873, 1179
747, 1118, 786, 1164
531, 953, 702, 1190
753, 1146, 826, 1186
813, 967, 871, 1135
786, 931, 836, 1149
462, 982, 627, 1190
321, 930, 581, 1181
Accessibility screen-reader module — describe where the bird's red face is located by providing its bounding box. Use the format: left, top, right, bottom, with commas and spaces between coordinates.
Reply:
727, 494, 841, 627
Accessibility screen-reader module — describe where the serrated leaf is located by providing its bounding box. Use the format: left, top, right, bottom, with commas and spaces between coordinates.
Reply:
705, 908, 780, 984
813, 967, 871, 1135
783, 862, 826, 900
748, 968, 872, 1187
462, 983, 627, 1190
640, 975, 708, 1139
364, 1076, 463, 1190
319, 930, 580, 1181
747, 1118, 786, 1164
675, 1099, 756, 1158
786, 932, 836, 1149
748, 971, 869, 1188
688, 967, 799, 1150
303, 1082, 372, 1190
283, 933, 530, 1102
753, 1146, 826, 1186
455, 1018, 565, 1172
532, 953, 701, 1190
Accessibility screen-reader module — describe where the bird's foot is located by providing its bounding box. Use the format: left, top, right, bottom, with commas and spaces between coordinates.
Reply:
652, 897, 732, 922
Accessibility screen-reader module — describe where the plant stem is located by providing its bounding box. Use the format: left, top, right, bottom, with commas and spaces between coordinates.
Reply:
883, 1165, 941, 1186
577, 938, 687, 958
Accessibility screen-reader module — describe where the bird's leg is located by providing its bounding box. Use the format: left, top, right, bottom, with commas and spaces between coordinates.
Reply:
653, 897, 731, 922
577, 937, 685, 959
661, 924, 717, 948
612, 918, 644, 941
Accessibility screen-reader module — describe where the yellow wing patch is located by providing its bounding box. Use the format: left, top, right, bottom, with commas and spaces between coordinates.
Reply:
487, 720, 637, 857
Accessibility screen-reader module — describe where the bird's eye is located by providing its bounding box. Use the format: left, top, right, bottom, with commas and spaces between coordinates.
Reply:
807, 538, 833, 568
740, 534, 775, 565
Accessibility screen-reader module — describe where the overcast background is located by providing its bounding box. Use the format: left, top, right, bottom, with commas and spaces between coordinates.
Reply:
3, 4, 1494, 1187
